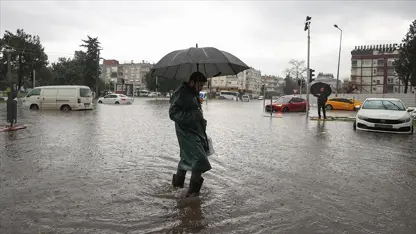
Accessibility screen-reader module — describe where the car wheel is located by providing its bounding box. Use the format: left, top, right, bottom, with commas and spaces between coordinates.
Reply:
30, 104, 39, 110
353, 120, 357, 131
282, 107, 289, 113
98, 100, 102, 104
61, 105, 71, 112
326, 104, 333, 110
115, 101, 120, 104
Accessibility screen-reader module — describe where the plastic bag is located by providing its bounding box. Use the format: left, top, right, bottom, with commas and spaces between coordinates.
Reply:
206, 136, 215, 156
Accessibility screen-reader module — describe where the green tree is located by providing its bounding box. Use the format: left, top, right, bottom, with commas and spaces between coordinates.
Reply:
283, 75, 296, 95
0, 29, 48, 90
80, 36, 101, 91
395, 19, 416, 93
144, 72, 182, 93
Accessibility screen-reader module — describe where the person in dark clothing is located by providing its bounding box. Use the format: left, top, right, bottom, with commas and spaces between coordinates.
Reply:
169, 71, 211, 197
316, 87, 327, 119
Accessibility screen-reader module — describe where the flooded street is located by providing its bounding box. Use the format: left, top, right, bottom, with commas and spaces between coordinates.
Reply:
1, 99, 416, 234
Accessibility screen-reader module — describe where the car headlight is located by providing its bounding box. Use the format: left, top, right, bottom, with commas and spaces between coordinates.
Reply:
357, 114, 365, 120
400, 116, 412, 123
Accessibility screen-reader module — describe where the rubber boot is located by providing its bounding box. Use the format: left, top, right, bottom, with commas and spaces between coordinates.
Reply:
172, 174, 185, 188
186, 177, 204, 197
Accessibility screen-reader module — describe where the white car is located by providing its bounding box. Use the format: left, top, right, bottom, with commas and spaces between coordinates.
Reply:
242, 94, 250, 102
258, 96, 264, 100
354, 98, 414, 134
97, 94, 133, 105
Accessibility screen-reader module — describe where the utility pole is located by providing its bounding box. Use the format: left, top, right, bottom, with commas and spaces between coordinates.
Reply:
7, 50, 12, 83
305, 16, 312, 115
334, 24, 343, 97
33, 69, 36, 88
96, 49, 101, 98
155, 76, 158, 100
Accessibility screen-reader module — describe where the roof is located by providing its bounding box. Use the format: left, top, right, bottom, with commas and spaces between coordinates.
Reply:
35, 85, 91, 89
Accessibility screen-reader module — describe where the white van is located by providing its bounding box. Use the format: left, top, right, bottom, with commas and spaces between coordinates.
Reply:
23, 85, 93, 111
242, 94, 250, 102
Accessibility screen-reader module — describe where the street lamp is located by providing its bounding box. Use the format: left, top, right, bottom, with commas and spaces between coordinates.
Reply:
334, 24, 342, 97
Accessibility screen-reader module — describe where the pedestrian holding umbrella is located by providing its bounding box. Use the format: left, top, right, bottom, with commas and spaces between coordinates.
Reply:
151, 44, 249, 197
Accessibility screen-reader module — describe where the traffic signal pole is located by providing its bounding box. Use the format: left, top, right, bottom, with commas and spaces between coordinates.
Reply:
306, 19, 311, 115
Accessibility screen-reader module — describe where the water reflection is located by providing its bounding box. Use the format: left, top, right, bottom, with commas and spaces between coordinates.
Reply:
171, 198, 206, 233
0, 100, 415, 233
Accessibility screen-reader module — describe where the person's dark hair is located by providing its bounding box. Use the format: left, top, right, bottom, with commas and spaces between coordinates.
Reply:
189, 71, 207, 83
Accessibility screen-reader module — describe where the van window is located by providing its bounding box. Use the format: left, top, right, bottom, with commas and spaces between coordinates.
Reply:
80, 88, 92, 97
27, 89, 41, 97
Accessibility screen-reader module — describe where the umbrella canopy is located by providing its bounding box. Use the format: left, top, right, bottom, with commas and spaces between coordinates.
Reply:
151, 46, 250, 80
310, 82, 332, 97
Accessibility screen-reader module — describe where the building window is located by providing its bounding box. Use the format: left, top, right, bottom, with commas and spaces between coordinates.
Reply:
376, 80, 380, 85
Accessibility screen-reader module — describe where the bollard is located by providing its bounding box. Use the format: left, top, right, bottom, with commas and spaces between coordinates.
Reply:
6, 89, 18, 127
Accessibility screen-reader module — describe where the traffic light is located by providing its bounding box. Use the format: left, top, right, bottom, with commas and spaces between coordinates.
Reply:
309, 69, 315, 83
297, 79, 301, 87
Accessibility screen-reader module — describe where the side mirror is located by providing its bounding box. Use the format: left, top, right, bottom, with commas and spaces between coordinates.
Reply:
407, 108, 414, 112
355, 105, 361, 110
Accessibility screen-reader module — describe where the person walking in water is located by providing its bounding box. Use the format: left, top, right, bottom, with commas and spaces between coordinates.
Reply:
169, 71, 211, 197
316, 87, 328, 119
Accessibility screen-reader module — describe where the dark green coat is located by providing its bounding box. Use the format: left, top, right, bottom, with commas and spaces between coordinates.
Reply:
169, 83, 211, 173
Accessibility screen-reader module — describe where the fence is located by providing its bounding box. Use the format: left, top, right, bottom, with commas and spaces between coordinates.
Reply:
301, 93, 416, 107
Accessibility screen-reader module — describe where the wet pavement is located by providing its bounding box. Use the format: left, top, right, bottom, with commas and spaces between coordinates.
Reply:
1, 99, 415, 234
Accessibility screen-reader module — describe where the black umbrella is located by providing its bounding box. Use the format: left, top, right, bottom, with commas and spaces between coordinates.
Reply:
150, 45, 250, 80
310, 82, 332, 97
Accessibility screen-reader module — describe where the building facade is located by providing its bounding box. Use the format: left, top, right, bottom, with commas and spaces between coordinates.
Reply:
210, 68, 262, 97
312, 72, 341, 91
261, 75, 281, 93
102, 60, 152, 90
122, 60, 152, 90
351, 44, 414, 94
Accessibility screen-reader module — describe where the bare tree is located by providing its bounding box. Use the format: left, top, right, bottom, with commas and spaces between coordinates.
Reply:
284, 59, 307, 81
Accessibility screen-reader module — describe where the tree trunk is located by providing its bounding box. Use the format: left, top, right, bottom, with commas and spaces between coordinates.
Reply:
18, 54, 23, 91
404, 75, 409, 93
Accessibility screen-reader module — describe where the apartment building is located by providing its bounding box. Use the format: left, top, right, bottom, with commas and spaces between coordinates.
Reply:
210, 68, 262, 97
122, 60, 152, 90
351, 44, 414, 94
261, 75, 282, 92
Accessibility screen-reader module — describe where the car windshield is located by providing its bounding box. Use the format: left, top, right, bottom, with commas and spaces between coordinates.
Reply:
274, 97, 291, 104
119, 94, 127, 97
362, 100, 406, 111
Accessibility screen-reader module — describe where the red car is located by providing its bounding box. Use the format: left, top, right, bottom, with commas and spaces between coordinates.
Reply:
265, 95, 308, 113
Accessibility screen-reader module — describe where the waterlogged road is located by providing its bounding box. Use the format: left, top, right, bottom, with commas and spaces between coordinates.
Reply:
0, 99, 415, 234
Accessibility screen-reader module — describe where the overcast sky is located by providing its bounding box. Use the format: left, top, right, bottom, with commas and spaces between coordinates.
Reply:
1, 1, 415, 79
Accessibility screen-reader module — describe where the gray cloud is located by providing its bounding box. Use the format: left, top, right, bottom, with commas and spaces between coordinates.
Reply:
1, 0, 414, 78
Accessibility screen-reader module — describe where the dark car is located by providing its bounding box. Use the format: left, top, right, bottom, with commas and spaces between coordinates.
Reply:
265, 95, 308, 113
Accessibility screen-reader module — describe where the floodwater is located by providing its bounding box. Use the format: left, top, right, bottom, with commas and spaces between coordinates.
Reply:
0, 99, 415, 234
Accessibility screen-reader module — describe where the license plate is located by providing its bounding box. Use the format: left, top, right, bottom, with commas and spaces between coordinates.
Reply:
375, 124, 392, 128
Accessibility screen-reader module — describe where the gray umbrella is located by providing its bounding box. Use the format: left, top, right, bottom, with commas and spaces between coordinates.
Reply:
150, 45, 250, 80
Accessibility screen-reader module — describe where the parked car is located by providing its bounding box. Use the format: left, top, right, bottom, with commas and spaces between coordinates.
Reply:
242, 94, 250, 102
354, 98, 414, 134
23, 85, 93, 111
265, 95, 308, 113
258, 96, 264, 100
97, 94, 133, 105
326, 97, 361, 111
148, 92, 161, 97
